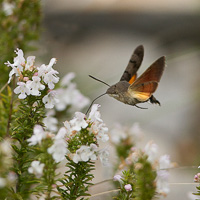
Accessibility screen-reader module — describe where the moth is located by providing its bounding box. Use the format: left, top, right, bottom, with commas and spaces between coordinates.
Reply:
86, 45, 165, 113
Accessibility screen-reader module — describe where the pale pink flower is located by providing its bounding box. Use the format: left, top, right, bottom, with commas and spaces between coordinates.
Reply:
113, 175, 122, 182
124, 184, 132, 191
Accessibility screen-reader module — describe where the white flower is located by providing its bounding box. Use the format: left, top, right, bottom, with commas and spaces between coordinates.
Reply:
99, 148, 109, 166
144, 141, 158, 163
156, 170, 170, 195
69, 112, 88, 131
27, 76, 45, 96
37, 58, 57, 76
48, 139, 68, 163
131, 150, 140, 163
61, 72, 75, 86
7, 172, 17, 184
70, 89, 90, 111
92, 122, 109, 142
0, 139, 12, 156
73, 144, 97, 163
63, 121, 73, 137
129, 122, 143, 142
28, 161, 45, 178
6, 49, 25, 83
42, 90, 59, 109
46, 58, 57, 71
88, 104, 103, 122
159, 155, 171, 170
55, 83, 89, 112
37, 58, 59, 90
48, 128, 68, 163
0, 177, 6, 188
2, 2, 15, 16
44, 70, 59, 89
25, 56, 35, 70
110, 123, 127, 144
43, 110, 58, 132
14, 82, 31, 99
55, 127, 67, 140
54, 88, 68, 111
37, 64, 47, 77
27, 125, 47, 146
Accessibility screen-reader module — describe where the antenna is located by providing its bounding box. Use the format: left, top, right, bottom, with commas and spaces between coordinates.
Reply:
85, 93, 107, 115
89, 75, 110, 87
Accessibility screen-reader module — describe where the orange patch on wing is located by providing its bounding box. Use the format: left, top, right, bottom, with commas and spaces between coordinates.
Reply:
131, 92, 151, 102
129, 74, 137, 84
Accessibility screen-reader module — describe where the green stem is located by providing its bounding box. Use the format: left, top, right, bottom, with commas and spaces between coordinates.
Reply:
12, 96, 45, 199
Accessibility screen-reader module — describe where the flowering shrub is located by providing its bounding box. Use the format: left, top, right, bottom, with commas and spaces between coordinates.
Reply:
5, 49, 59, 106
0, 48, 177, 200
113, 141, 172, 199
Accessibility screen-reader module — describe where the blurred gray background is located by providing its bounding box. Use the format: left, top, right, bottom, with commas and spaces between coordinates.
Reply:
39, 0, 200, 199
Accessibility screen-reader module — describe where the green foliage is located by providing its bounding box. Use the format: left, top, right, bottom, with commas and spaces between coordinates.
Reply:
133, 155, 157, 200
0, 0, 41, 85
113, 155, 156, 200
115, 139, 133, 161
193, 184, 200, 197
113, 170, 135, 200
29, 138, 59, 199
58, 156, 95, 200
0, 85, 13, 138
67, 124, 97, 154
11, 96, 45, 199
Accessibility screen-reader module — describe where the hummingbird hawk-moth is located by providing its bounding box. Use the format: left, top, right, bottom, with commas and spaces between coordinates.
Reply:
86, 45, 165, 113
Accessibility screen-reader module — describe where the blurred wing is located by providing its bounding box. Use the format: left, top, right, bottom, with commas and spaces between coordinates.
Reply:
130, 56, 165, 87
128, 81, 158, 102
120, 45, 144, 84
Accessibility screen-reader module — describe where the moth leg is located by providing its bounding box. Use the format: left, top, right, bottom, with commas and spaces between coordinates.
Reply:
149, 95, 160, 106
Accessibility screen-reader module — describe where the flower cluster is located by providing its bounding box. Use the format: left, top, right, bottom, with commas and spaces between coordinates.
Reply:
5, 49, 59, 108
64, 104, 109, 165
54, 72, 90, 113
119, 141, 172, 197
110, 122, 143, 145
27, 104, 109, 167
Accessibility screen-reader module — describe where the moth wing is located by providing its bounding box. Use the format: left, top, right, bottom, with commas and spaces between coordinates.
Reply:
120, 45, 144, 84
128, 81, 158, 102
130, 56, 165, 86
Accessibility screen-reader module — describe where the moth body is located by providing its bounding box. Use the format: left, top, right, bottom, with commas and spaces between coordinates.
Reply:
106, 81, 140, 106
